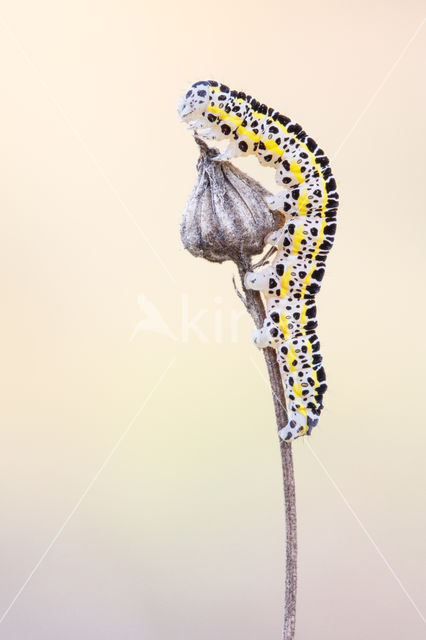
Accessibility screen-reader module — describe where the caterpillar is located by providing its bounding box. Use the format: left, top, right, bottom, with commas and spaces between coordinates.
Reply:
178, 81, 338, 441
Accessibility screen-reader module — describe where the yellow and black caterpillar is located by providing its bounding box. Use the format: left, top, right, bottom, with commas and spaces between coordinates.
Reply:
178, 81, 338, 440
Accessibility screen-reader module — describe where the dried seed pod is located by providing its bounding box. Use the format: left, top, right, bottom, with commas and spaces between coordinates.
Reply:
181, 137, 283, 264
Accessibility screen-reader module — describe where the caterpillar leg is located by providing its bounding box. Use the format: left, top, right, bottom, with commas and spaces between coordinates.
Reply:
187, 119, 206, 131
266, 191, 290, 212
265, 227, 286, 247
213, 141, 242, 162
251, 326, 271, 349
251, 315, 286, 349
244, 266, 274, 291
266, 188, 304, 216
197, 127, 221, 140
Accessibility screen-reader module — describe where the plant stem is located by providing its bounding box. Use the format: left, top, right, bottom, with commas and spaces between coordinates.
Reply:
236, 261, 297, 640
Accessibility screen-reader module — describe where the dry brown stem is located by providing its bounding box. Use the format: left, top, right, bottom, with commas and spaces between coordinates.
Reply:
236, 259, 297, 640
181, 137, 297, 639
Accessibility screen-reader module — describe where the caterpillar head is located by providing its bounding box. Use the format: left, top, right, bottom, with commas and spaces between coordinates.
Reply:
178, 81, 210, 123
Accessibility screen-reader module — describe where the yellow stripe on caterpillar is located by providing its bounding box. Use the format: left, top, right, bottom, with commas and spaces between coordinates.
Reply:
311, 218, 326, 261
207, 104, 243, 128
293, 382, 303, 398
298, 405, 307, 418
310, 367, 319, 390
299, 263, 317, 298
297, 191, 310, 216
292, 222, 305, 255
290, 160, 305, 184
237, 125, 260, 143
279, 314, 289, 340
280, 265, 293, 298
264, 137, 284, 156
287, 344, 300, 372
301, 303, 308, 326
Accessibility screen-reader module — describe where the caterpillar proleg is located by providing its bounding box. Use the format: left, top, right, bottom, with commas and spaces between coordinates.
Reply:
178, 81, 338, 440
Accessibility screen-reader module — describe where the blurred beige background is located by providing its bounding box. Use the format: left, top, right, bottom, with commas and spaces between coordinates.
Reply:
1, 1, 425, 638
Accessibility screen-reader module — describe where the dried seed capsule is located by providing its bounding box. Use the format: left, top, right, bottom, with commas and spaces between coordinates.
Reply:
180, 137, 283, 264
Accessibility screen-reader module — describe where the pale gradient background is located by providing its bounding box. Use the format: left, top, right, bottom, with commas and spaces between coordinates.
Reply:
1, 1, 425, 638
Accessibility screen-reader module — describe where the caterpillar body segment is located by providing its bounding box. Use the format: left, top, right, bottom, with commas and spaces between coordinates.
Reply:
178, 81, 338, 440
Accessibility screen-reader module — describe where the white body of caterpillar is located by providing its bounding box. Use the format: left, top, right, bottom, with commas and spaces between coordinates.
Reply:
179, 80, 338, 440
